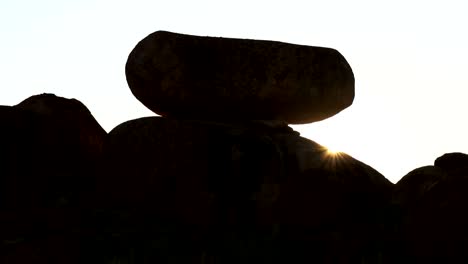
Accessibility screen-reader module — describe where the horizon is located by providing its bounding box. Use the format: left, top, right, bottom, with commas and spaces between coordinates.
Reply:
2, 0, 468, 183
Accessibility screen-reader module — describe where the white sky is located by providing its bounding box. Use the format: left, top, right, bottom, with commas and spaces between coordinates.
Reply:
1, 0, 468, 183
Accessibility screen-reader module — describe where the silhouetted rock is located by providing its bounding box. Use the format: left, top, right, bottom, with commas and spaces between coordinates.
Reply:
393, 166, 447, 207
0, 105, 39, 209
9, 93, 107, 207
126, 30, 354, 124
0, 94, 107, 263
269, 133, 393, 263
391, 163, 468, 263
15, 93, 106, 161
434, 152, 468, 172
95, 116, 392, 263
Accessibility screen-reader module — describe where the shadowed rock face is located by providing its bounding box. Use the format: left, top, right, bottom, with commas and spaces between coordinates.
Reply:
126, 31, 354, 124
9, 93, 107, 207
1, 94, 107, 198
391, 159, 468, 263
95, 116, 392, 263
434, 152, 468, 172
15, 93, 107, 163
0, 94, 107, 263
268, 137, 393, 263
393, 166, 448, 207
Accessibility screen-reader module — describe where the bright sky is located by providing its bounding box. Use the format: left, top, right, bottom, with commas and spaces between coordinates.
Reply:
1, 0, 468, 183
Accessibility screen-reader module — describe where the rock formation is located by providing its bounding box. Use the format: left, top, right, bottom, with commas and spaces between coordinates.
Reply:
125, 31, 354, 124
0, 30, 392, 263
93, 116, 392, 263
9, 29, 468, 263
84, 30, 395, 263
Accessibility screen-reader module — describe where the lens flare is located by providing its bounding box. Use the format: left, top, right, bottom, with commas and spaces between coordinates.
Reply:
325, 146, 342, 156
321, 145, 346, 172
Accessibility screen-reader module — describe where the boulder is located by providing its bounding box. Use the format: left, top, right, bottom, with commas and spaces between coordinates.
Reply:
125, 30, 354, 124
15, 93, 107, 163
268, 133, 393, 263
392, 163, 468, 263
10, 93, 108, 207
434, 152, 468, 172
393, 166, 447, 207
0, 94, 107, 263
97, 116, 392, 263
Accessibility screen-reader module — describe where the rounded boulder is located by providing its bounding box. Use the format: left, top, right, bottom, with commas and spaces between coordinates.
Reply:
126, 31, 355, 124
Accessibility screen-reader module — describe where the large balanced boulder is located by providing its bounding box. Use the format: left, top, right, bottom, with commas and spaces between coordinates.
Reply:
125, 31, 354, 124
95, 116, 392, 263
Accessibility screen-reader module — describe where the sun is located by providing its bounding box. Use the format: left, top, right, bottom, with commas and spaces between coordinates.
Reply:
324, 142, 343, 156
320, 144, 346, 171
326, 148, 341, 156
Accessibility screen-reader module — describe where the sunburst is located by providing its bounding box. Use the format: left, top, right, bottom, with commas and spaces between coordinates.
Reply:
325, 147, 342, 156
320, 145, 347, 172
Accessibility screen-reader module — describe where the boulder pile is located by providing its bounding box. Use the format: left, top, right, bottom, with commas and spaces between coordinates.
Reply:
101, 31, 390, 263
1, 30, 467, 263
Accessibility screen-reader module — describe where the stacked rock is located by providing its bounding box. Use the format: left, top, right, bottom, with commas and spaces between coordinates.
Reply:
92, 30, 393, 263
125, 30, 355, 124
6, 31, 468, 263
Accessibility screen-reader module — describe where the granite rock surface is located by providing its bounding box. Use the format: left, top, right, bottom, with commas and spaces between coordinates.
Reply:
126, 31, 354, 124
